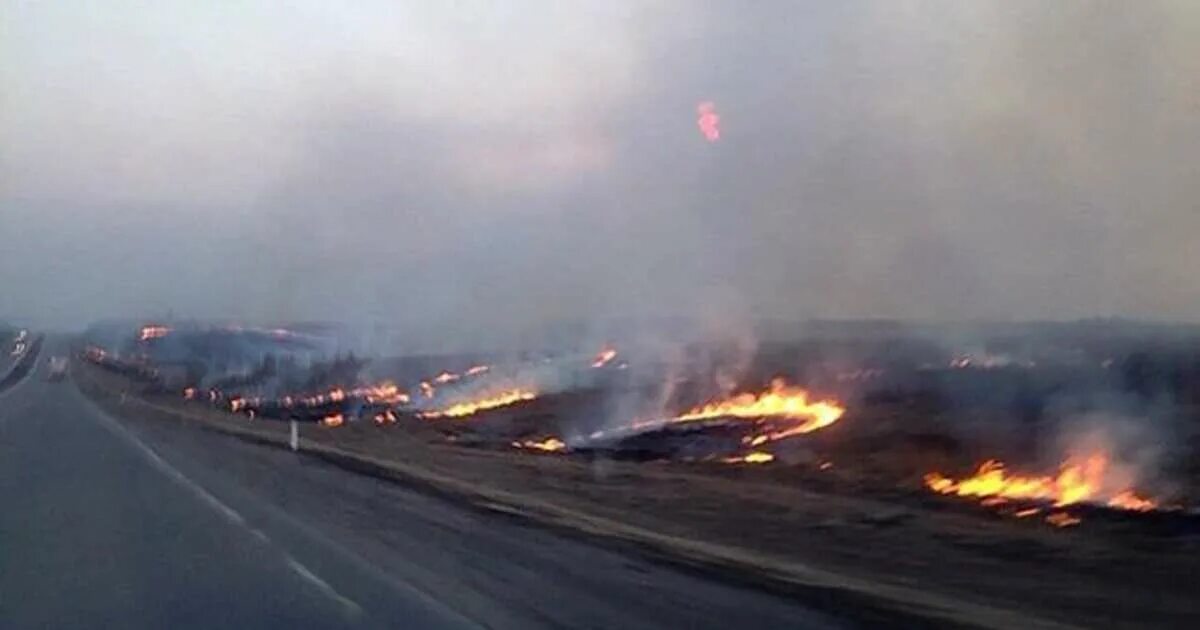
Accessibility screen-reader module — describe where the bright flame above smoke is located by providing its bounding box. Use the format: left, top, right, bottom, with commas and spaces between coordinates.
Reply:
697, 101, 720, 142
924, 455, 1158, 515
420, 389, 537, 419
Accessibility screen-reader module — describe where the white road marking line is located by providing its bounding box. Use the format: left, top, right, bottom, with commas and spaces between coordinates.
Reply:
100, 411, 247, 526
286, 556, 364, 617
199, 472, 484, 628
82, 395, 364, 616
74, 384, 481, 628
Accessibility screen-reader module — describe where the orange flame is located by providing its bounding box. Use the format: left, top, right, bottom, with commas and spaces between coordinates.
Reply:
138, 325, 171, 342
673, 379, 845, 445
1045, 512, 1082, 528
722, 451, 775, 464
419, 389, 537, 419
321, 413, 345, 427
351, 381, 410, 405
189, 379, 410, 422
1107, 490, 1157, 512
465, 365, 490, 377
580, 381, 844, 449
924, 455, 1158, 513
591, 348, 618, 368
433, 371, 460, 385
512, 437, 566, 452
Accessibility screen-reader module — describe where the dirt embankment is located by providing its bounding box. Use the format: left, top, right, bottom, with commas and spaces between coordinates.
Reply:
0, 334, 43, 393
74, 360, 1200, 630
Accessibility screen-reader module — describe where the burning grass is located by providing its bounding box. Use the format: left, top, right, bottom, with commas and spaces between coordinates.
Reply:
137, 324, 171, 342
580, 380, 843, 439
924, 454, 1163, 526
924, 455, 1158, 511
418, 389, 539, 419
722, 451, 775, 464
591, 347, 618, 368
76, 351, 1200, 629
672, 378, 845, 445
80, 325, 1197, 533
512, 437, 567, 452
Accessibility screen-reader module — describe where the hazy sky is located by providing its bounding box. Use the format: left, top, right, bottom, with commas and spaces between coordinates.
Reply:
3, 1, 1198, 333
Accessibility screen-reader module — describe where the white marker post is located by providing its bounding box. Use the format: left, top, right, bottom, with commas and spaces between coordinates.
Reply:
289, 419, 299, 452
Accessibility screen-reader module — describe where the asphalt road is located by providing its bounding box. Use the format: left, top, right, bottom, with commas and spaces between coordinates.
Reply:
0, 341, 854, 629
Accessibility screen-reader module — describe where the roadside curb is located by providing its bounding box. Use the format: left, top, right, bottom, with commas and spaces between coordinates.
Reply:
72, 361, 1076, 630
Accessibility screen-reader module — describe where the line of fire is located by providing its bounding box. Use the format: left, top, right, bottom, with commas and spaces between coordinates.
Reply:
80, 320, 1200, 531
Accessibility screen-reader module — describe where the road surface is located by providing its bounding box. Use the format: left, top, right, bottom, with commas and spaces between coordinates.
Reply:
0, 340, 864, 629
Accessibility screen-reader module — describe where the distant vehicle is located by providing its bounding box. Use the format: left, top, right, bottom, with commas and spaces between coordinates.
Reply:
46, 357, 68, 382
